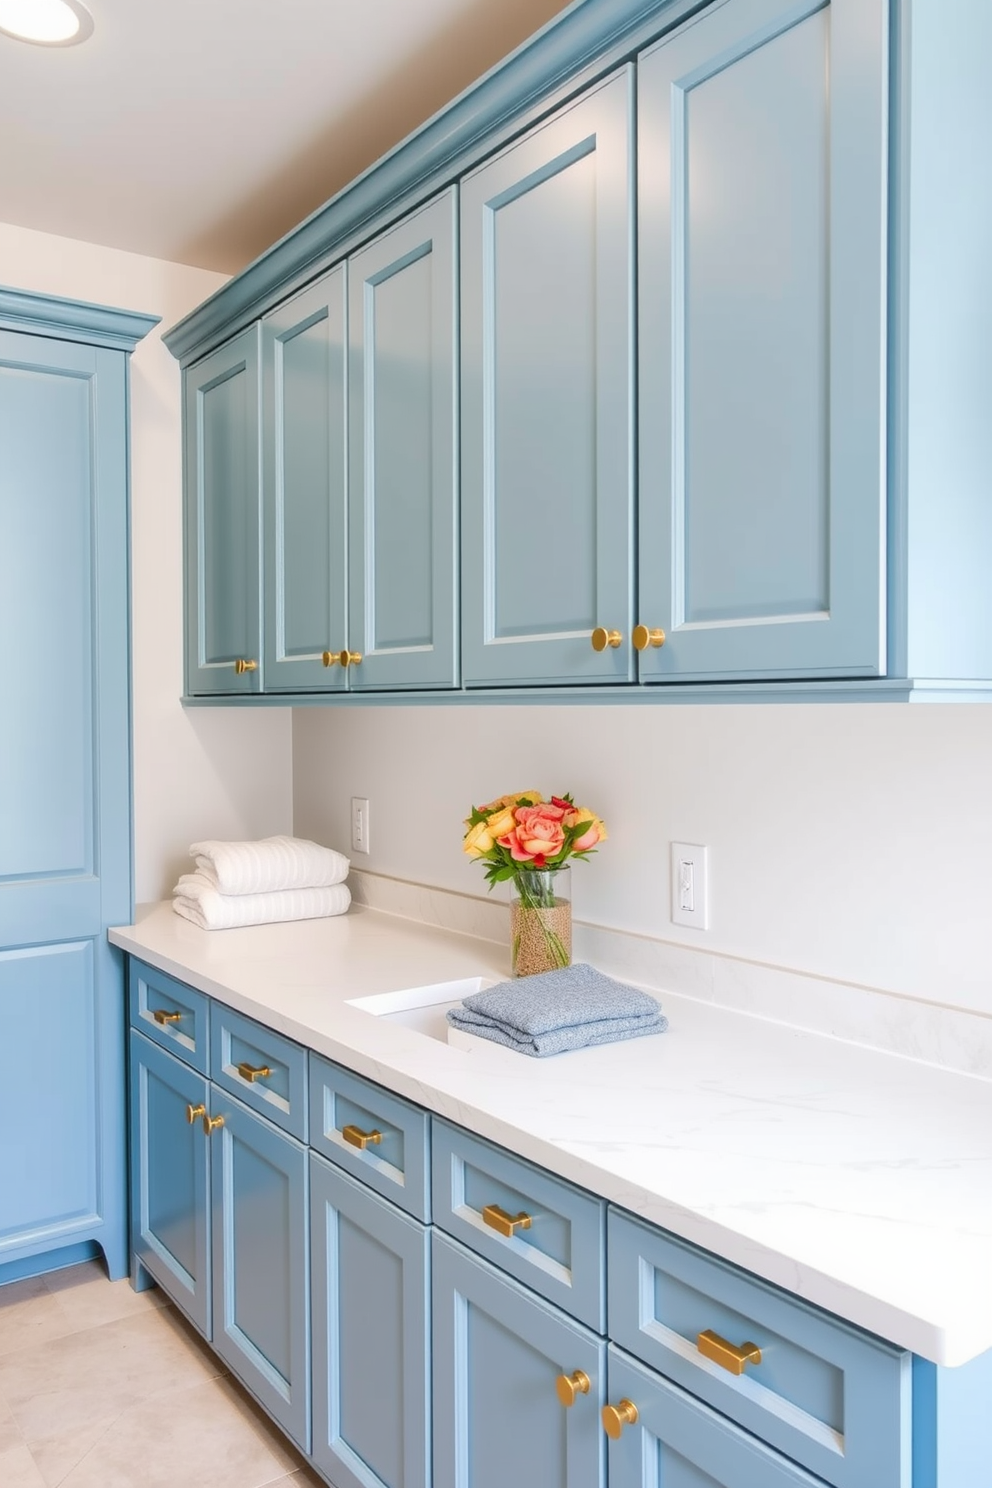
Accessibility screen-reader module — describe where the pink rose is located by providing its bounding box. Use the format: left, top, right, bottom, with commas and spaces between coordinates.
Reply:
498, 805, 566, 866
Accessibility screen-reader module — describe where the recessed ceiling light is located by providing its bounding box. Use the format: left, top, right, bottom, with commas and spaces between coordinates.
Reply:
0, 0, 94, 45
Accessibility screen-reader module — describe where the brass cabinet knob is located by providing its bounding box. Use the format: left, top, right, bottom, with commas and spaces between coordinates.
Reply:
321, 651, 338, 668
482, 1203, 533, 1238
234, 658, 258, 675
202, 1113, 225, 1136
152, 1008, 182, 1026
591, 627, 622, 652
186, 1103, 206, 1125
697, 1329, 762, 1376
236, 1061, 272, 1084
602, 1399, 639, 1440
556, 1370, 591, 1407
339, 649, 363, 668
342, 1123, 382, 1150
632, 624, 666, 651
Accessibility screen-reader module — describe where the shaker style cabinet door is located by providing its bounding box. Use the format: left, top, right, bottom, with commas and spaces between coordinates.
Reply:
605, 1347, 828, 1488
348, 190, 458, 689
432, 1233, 606, 1488
262, 267, 348, 691
461, 69, 635, 687
310, 1156, 430, 1488
637, 0, 887, 681
184, 325, 262, 694
209, 1093, 310, 1452
129, 1031, 211, 1336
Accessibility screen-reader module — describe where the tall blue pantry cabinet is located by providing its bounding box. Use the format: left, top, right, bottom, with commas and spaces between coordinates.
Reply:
0, 288, 156, 1283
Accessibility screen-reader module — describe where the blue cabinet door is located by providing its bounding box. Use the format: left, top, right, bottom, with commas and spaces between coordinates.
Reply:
129, 1031, 211, 1335
348, 190, 459, 690
0, 319, 143, 1283
637, 0, 887, 681
461, 69, 635, 687
310, 1155, 430, 1488
432, 1232, 606, 1488
262, 266, 349, 692
606, 1346, 828, 1488
209, 1090, 310, 1451
185, 326, 263, 694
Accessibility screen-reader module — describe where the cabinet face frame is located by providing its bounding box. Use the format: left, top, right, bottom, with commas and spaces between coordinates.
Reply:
262, 266, 349, 693
636, 0, 888, 683
184, 325, 263, 695
460, 66, 636, 689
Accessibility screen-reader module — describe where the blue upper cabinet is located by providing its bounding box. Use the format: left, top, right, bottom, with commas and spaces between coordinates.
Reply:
262, 268, 348, 692
637, 0, 887, 683
348, 191, 459, 690
185, 325, 263, 694
460, 69, 635, 688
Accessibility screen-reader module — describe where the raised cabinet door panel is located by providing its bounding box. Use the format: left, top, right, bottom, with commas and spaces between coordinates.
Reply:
461, 69, 635, 687
263, 267, 349, 691
310, 1155, 430, 1488
348, 191, 458, 689
606, 1347, 827, 1488
129, 1031, 210, 1336
185, 327, 262, 694
210, 1093, 310, 1451
638, 0, 887, 681
432, 1233, 606, 1488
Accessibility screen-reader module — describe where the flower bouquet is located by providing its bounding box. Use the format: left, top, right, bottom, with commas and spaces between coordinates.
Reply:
463, 791, 607, 976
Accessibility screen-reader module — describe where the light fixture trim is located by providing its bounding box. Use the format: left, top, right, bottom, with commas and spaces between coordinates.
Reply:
0, 0, 94, 46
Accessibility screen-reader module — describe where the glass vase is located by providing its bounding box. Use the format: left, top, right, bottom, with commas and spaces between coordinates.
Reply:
510, 867, 571, 978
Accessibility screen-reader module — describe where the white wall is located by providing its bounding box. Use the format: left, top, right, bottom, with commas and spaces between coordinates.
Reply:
0, 222, 294, 901
293, 702, 992, 1013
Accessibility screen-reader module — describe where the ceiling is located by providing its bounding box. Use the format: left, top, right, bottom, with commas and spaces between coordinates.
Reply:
0, 0, 573, 274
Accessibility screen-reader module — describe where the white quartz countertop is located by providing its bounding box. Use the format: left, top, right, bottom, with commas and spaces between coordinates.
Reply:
110, 901, 992, 1368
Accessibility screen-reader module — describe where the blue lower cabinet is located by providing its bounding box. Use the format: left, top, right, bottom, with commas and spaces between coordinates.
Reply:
432, 1231, 606, 1488
209, 1091, 310, 1452
606, 1346, 827, 1488
129, 1031, 211, 1335
310, 1154, 430, 1488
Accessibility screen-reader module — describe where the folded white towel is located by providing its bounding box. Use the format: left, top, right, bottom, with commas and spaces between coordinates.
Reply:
172, 873, 351, 930
189, 835, 349, 895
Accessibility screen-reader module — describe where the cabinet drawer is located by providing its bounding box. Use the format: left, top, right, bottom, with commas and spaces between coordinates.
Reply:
308, 1055, 429, 1221
607, 1210, 910, 1488
209, 1003, 307, 1141
432, 1119, 605, 1331
129, 959, 209, 1074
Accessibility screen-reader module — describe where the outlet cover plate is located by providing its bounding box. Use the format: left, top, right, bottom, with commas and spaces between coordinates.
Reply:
671, 842, 708, 929
351, 797, 370, 855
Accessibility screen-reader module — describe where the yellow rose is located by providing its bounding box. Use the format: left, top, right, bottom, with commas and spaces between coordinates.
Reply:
463, 820, 494, 858
505, 790, 542, 807
484, 806, 516, 838
566, 806, 607, 850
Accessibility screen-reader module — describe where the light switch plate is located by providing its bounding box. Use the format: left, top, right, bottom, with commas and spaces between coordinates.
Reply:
351, 797, 370, 855
671, 842, 708, 929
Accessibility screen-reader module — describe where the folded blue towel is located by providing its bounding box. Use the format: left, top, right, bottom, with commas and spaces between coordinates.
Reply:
446, 963, 668, 1058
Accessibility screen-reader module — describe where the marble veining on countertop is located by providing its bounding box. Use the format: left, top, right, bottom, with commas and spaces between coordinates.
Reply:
110, 899, 992, 1368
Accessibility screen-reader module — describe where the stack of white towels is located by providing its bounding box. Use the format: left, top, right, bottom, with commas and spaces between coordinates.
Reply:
172, 835, 351, 930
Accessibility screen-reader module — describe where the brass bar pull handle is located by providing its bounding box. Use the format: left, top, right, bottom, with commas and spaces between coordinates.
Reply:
152, 1009, 182, 1026
482, 1203, 532, 1238
632, 624, 666, 651
591, 627, 622, 652
602, 1400, 639, 1440
342, 1124, 382, 1150
186, 1103, 206, 1125
697, 1329, 762, 1376
236, 1061, 272, 1083
556, 1370, 591, 1407
202, 1113, 225, 1136
234, 658, 258, 675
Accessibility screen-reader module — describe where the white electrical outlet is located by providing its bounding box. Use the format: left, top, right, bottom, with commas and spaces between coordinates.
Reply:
351, 797, 370, 855
671, 842, 708, 929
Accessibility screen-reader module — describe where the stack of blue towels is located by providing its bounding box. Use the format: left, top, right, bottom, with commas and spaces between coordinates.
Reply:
446, 963, 668, 1058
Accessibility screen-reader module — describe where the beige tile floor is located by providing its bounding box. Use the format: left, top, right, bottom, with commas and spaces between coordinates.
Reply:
0, 1261, 325, 1488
